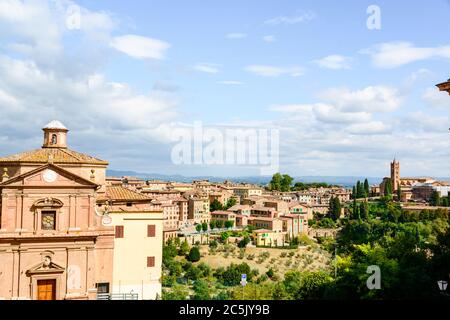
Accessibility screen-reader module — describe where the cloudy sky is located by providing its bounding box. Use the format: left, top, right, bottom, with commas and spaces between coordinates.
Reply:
0, 0, 449, 178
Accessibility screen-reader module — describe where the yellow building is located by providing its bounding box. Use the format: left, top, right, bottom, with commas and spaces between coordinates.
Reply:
253, 229, 285, 247
98, 186, 164, 300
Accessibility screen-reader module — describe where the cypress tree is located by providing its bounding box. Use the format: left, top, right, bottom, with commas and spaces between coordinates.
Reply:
364, 178, 369, 197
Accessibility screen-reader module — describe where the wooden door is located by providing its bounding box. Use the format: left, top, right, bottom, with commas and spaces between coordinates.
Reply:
37, 279, 56, 300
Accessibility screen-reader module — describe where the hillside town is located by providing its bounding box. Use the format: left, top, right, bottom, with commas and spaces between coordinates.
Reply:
0, 115, 449, 300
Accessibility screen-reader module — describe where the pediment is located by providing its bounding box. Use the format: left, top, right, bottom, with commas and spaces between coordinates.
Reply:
26, 261, 65, 275
1, 163, 98, 189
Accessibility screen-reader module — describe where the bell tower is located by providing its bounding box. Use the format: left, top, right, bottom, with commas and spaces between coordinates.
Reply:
42, 120, 68, 149
390, 158, 400, 192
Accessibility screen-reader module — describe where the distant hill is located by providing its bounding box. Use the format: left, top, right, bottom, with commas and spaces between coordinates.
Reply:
106, 170, 391, 187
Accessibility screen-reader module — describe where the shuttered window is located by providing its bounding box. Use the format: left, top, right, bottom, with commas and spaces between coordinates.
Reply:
147, 256, 155, 267
147, 225, 155, 237
115, 225, 124, 238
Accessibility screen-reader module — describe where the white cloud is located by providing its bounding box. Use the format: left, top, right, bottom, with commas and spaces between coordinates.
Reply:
320, 86, 403, 113
193, 63, 220, 74
217, 80, 243, 85
245, 65, 303, 77
422, 87, 450, 108
346, 121, 391, 135
403, 111, 449, 132
361, 41, 450, 68
264, 12, 315, 25
314, 55, 351, 70
110, 34, 170, 59
262, 35, 276, 43
225, 33, 247, 39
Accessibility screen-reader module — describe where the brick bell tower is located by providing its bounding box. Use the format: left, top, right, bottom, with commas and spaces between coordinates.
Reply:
42, 120, 68, 149
390, 158, 400, 192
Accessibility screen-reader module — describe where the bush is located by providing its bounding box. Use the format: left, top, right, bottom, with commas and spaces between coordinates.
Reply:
209, 240, 218, 249
187, 246, 201, 262
266, 268, 275, 278
238, 236, 250, 248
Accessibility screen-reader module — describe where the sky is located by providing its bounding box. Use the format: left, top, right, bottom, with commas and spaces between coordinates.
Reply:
0, 0, 449, 178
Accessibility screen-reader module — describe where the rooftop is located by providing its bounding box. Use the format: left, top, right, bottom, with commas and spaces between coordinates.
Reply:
0, 148, 108, 165
43, 120, 68, 130
97, 186, 151, 202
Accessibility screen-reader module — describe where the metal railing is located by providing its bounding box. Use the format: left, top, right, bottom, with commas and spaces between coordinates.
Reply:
97, 293, 139, 300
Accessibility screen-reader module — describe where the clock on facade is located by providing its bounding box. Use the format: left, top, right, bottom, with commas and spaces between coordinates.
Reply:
41, 211, 56, 230
43, 169, 57, 183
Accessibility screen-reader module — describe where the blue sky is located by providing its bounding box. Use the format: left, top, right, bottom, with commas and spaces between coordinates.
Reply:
0, 0, 449, 178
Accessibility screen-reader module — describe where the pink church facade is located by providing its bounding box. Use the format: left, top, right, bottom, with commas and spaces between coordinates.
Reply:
0, 121, 114, 300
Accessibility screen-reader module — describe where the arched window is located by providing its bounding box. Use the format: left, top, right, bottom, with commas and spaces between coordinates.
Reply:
51, 134, 57, 145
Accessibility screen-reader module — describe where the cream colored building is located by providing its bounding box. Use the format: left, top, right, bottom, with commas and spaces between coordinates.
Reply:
109, 210, 163, 300
98, 186, 164, 300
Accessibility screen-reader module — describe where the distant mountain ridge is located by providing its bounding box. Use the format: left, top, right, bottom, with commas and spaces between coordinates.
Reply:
107, 170, 389, 187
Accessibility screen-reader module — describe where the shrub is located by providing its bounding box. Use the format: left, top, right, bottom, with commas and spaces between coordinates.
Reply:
187, 246, 201, 262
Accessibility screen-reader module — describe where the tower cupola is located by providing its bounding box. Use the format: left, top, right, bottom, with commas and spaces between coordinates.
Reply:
42, 120, 68, 149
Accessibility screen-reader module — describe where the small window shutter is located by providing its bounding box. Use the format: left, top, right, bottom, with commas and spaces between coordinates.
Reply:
147, 225, 155, 237
115, 225, 124, 238
147, 256, 155, 267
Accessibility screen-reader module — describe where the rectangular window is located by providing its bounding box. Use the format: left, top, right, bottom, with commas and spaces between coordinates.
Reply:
96, 283, 110, 294
147, 256, 155, 267
147, 225, 155, 237
115, 225, 124, 238
41, 211, 56, 230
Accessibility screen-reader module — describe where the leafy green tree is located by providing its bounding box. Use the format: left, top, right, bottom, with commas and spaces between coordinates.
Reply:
224, 198, 237, 209
352, 186, 356, 199
216, 220, 224, 229
397, 185, 402, 202
179, 239, 190, 256
281, 174, 294, 192
195, 224, 202, 233
163, 285, 189, 300
209, 240, 218, 249
210, 199, 223, 212
238, 236, 250, 248
192, 279, 211, 300
429, 190, 441, 206
225, 220, 234, 229
269, 173, 282, 191
187, 246, 201, 262
209, 220, 216, 230
202, 222, 208, 232
356, 180, 364, 198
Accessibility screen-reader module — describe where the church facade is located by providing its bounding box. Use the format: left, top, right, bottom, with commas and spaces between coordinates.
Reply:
0, 121, 114, 300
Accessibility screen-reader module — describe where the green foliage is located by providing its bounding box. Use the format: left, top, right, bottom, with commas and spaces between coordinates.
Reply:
269, 173, 293, 192
209, 220, 216, 230
187, 246, 201, 262
215, 220, 224, 229
214, 262, 252, 286
192, 279, 211, 300
294, 182, 335, 191
162, 285, 189, 300
384, 178, 393, 197
224, 198, 237, 210
210, 199, 223, 212
225, 220, 234, 229
202, 222, 208, 232
179, 239, 190, 256
430, 190, 441, 206
195, 224, 202, 233
238, 236, 250, 248
328, 196, 341, 220
209, 240, 218, 249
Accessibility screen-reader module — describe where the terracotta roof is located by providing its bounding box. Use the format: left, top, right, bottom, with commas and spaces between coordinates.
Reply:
97, 186, 151, 202
0, 148, 108, 165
